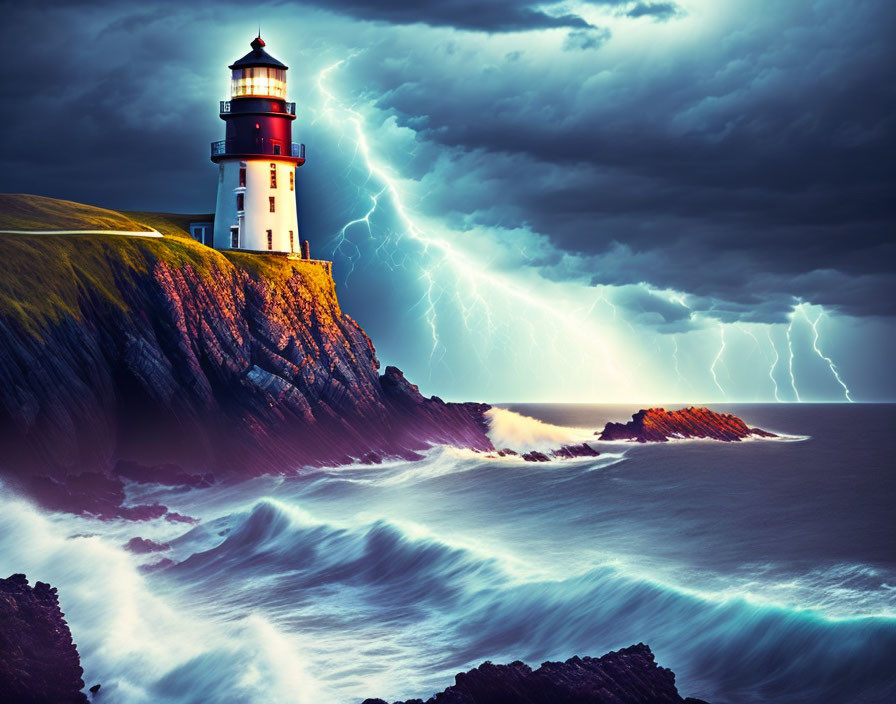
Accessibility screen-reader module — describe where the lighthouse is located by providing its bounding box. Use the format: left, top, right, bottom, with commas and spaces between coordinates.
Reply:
211, 36, 305, 253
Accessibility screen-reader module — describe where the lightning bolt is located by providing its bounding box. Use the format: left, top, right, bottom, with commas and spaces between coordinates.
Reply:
785, 313, 802, 402
765, 328, 782, 403
709, 325, 727, 399
315, 58, 629, 391
740, 326, 761, 350
801, 305, 853, 402
671, 335, 684, 391
331, 187, 386, 284
313, 61, 854, 405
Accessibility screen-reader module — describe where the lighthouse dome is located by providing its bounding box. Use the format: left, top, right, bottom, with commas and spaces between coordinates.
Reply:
229, 36, 288, 98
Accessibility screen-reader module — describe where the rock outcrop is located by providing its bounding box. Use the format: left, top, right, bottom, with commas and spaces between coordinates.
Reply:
361, 643, 709, 704
598, 407, 776, 443
0, 201, 494, 515
0, 574, 88, 703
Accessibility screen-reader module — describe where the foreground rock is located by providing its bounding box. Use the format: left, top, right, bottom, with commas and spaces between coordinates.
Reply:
0, 199, 493, 516
599, 407, 777, 443
361, 643, 708, 704
0, 574, 88, 703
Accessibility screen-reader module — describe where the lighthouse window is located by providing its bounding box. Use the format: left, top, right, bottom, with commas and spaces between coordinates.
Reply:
267, 230, 273, 250
231, 67, 286, 98
270, 164, 277, 188
289, 172, 294, 191
239, 167, 246, 187
236, 193, 244, 211
269, 196, 276, 212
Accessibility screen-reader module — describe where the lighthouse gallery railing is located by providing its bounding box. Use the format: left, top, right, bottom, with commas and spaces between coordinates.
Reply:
219, 101, 295, 115
211, 141, 305, 159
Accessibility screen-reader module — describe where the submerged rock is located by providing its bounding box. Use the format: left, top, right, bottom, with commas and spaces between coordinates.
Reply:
0, 574, 88, 703
552, 442, 601, 459
598, 407, 777, 443
360, 643, 709, 704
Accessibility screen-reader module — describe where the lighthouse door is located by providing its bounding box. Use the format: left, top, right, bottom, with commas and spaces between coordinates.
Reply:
230, 226, 239, 249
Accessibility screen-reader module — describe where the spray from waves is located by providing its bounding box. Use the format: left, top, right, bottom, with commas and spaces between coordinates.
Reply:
0, 491, 325, 704
485, 407, 595, 452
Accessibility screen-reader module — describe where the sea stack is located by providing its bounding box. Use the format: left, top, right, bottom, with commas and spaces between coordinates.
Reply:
598, 407, 777, 443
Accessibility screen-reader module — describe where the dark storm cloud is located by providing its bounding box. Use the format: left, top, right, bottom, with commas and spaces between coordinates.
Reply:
0, 0, 892, 326
290, 0, 594, 32
625, 2, 682, 20
355, 0, 895, 321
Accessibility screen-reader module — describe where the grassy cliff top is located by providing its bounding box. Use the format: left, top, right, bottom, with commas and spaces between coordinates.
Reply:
0, 195, 335, 336
0, 194, 154, 232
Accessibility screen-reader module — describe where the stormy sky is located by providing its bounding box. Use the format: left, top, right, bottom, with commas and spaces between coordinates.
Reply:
1, 0, 894, 401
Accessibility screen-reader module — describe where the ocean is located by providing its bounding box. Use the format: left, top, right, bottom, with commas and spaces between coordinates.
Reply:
1, 403, 894, 703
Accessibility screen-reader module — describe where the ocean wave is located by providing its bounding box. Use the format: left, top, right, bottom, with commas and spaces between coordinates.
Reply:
168, 498, 538, 594
166, 497, 896, 702
3, 483, 895, 703
453, 563, 896, 703
485, 407, 595, 452
0, 491, 327, 703
164, 497, 896, 620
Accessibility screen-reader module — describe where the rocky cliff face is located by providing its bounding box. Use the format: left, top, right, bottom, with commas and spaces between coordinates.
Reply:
0, 574, 88, 703
0, 206, 492, 514
599, 407, 777, 442
361, 644, 709, 704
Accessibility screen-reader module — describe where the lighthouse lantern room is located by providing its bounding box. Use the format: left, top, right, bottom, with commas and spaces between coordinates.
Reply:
211, 36, 305, 253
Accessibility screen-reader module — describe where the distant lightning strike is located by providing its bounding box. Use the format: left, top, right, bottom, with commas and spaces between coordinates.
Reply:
785, 314, 802, 402
740, 326, 761, 350
671, 335, 687, 391
765, 328, 782, 403
315, 59, 628, 391
709, 326, 727, 399
801, 306, 853, 402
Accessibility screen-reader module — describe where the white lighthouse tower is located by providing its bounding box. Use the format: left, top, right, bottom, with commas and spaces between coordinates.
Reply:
211, 36, 305, 253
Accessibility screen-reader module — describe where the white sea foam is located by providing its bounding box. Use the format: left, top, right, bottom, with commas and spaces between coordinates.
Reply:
0, 489, 327, 703
485, 407, 594, 452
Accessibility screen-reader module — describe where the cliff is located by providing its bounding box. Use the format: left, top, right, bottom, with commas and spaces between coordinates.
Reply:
0, 574, 88, 703
0, 195, 492, 514
599, 407, 777, 443
361, 644, 709, 704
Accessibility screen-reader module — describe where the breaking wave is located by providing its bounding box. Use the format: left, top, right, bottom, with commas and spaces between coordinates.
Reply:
485, 407, 594, 451
0, 493, 325, 704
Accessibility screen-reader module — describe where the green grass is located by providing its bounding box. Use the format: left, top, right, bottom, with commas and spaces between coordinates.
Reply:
0, 195, 335, 336
0, 194, 154, 232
